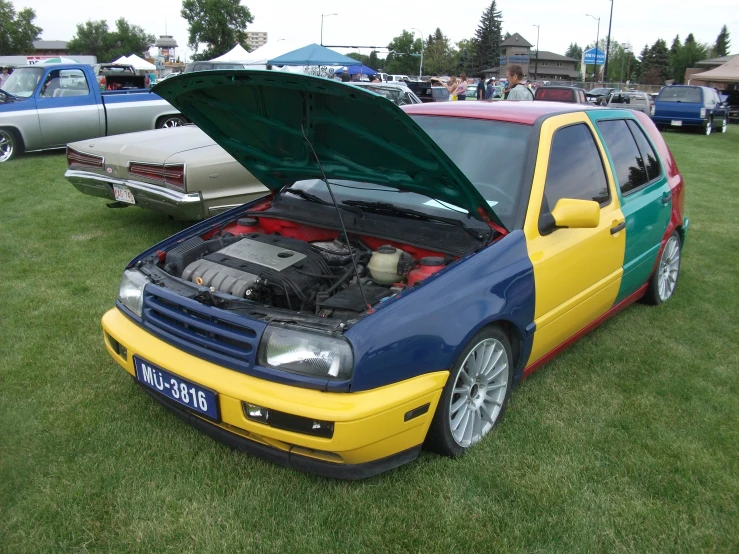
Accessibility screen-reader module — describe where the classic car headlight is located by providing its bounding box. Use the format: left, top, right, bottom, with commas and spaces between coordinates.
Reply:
258, 326, 353, 380
118, 269, 150, 317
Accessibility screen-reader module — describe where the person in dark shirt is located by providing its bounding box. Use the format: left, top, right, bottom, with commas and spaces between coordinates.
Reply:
476, 74, 486, 100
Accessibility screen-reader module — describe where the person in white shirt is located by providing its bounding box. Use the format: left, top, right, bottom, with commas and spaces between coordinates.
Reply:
504, 65, 534, 101
0, 67, 10, 88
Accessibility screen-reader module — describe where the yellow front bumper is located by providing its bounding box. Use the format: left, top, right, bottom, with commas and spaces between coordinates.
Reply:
102, 308, 448, 478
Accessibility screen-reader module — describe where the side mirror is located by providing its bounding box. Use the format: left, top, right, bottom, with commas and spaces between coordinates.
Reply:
539, 198, 600, 233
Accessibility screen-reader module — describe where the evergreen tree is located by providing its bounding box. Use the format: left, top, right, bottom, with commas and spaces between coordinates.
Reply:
641, 39, 669, 84
669, 35, 682, 82
470, 1, 503, 76
669, 33, 709, 84
714, 25, 730, 57
565, 43, 583, 71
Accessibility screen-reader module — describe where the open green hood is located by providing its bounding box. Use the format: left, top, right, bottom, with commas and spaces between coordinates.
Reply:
153, 71, 502, 226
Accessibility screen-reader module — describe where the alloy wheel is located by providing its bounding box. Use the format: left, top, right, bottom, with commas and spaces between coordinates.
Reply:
0, 130, 14, 162
705, 119, 712, 135
448, 338, 509, 447
657, 235, 680, 302
162, 117, 185, 128
722, 118, 728, 133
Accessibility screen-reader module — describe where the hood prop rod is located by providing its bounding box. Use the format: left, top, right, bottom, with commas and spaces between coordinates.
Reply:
299, 122, 374, 315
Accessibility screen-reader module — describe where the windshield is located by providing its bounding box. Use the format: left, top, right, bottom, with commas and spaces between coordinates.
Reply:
409, 116, 531, 228
657, 87, 702, 103
2, 67, 44, 97
589, 88, 612, 96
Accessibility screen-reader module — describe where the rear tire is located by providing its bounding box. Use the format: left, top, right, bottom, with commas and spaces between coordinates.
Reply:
157, 115, 187, 129
425, 326, 513, 457
643, 231, 681, 306
703, 118, 712, 136
0, 128, 22, 162
721, 117, 728, 133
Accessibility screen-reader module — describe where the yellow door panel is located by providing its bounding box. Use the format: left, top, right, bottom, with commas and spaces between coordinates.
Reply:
524, 112, 626, 365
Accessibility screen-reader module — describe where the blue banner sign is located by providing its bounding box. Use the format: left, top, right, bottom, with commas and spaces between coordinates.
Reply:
584, 48, 605, 65
500, 55, 530, 65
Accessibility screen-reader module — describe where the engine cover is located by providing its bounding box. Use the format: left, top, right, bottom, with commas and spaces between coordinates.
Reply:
180, 236, 328, 301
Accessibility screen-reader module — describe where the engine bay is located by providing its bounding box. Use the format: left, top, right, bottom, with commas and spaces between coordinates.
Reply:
140, 212, 470, 323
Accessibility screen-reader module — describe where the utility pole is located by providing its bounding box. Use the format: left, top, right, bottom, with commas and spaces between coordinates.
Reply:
321, 13, 337, 46
586, 14, 601, 84
603, 0, 614, 82
620, 42, 631, 84
533, 24, 540, 78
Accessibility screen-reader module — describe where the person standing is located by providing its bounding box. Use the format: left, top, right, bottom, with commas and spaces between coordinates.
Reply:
446, 76, 458, 101
455, 73, 468, 101
484, 78, 495, 100
503, 65, 534, 100
476, 74, 486, 100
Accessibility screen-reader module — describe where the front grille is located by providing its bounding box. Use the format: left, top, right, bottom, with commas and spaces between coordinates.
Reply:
142, 285, 266, 373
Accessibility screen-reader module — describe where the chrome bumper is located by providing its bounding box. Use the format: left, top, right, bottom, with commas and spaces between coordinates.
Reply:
64, 169, 204, 220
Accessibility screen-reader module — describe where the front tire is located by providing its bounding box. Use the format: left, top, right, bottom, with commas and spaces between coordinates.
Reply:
157, 115, 187, 129
643, 231, 682, 305
425, 327, 513, 457
0, 128, 22, 162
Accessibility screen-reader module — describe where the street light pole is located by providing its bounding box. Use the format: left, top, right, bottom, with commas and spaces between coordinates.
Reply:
411, 28, 424, 78
586, 14, 601, 85
620, 42, 631, 85
603, 0, 614, 82
321, 13, 337, 46
533, 24, 540, 78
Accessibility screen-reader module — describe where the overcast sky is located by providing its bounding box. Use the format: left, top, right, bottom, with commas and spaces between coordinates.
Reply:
19, 0, 739, 60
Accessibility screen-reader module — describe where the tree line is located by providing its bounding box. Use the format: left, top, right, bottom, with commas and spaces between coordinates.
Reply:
1, 0, 732, 87
564, 26, 730, 85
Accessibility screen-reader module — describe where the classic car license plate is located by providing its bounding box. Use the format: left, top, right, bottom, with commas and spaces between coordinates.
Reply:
670, 120, 683, 126
134, 357, 219, 420
113, 184, 136, 204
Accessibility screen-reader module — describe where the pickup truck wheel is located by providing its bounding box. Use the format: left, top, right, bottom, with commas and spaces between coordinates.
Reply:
157, 115, 187, 129
721, 117, 728, 133
0, 128, 21, 162
704, 118, 712, 136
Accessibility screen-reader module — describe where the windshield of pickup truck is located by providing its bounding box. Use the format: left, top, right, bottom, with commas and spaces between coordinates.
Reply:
1, 67, 44, 98
657, 86, 702, 103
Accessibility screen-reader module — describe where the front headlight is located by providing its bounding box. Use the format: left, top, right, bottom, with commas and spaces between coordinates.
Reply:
118, 269, 150, 317
258, 326, 353, 380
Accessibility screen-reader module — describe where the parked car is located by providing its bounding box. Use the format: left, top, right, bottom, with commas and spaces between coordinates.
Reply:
586, 87, 618, 104
183, 61, 250, 73
606, 91, 654, 115
384, 74, 410, 85
353, 82, 421, 105
64, 125, 267, 220
534, 86, 589, 103
102, 71, 687, 479
0, 64, 183, 163
651, 85, 729, 135
465, 84, 479, 100
719, 89, 739, 120
406, 81, 450, 102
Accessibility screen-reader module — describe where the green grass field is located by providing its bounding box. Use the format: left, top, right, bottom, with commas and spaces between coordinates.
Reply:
1, 126, 738, 553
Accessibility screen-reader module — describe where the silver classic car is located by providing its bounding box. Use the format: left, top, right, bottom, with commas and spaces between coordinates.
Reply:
64, 126, 268, 220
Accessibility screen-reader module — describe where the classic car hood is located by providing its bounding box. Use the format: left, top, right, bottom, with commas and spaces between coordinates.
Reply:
153, 71, 502, 225
76, 126, 216, 162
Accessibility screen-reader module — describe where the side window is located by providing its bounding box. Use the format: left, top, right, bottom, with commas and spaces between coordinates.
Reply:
40, 70, 62, 98
596, 119, 649, 194
626, 120, 661, 182
542, 123, 610, 212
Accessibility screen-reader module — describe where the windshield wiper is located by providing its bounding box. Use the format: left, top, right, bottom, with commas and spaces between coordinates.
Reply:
283, 188, 364, 216
342, 200, 488, 241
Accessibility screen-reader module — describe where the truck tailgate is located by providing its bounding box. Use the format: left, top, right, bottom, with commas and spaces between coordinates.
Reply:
654, 101, 702, 120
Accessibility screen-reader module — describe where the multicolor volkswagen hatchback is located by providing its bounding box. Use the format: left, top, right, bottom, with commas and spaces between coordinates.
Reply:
103, 72, 688, 479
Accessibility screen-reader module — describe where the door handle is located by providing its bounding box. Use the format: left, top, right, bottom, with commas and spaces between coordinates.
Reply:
610, 221, 625, 235
662, 192, 671, 204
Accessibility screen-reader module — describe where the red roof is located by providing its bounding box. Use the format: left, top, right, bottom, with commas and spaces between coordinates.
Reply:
402, 101, 598, 125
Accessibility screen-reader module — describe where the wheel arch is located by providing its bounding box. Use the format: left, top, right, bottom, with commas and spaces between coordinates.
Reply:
457, 317, 526, 386
155, 113, 189, 129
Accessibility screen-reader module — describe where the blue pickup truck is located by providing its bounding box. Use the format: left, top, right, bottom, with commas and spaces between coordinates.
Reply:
0, 64, 185, 162
651, 85, 729, 136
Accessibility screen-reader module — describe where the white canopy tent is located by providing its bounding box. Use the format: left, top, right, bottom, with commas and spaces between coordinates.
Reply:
210, 44, 251, 62
111, 56, 129, 64
124, 54, 156, 71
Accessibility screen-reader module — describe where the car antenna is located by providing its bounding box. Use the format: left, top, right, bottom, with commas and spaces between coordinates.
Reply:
299, 123, 374, 315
